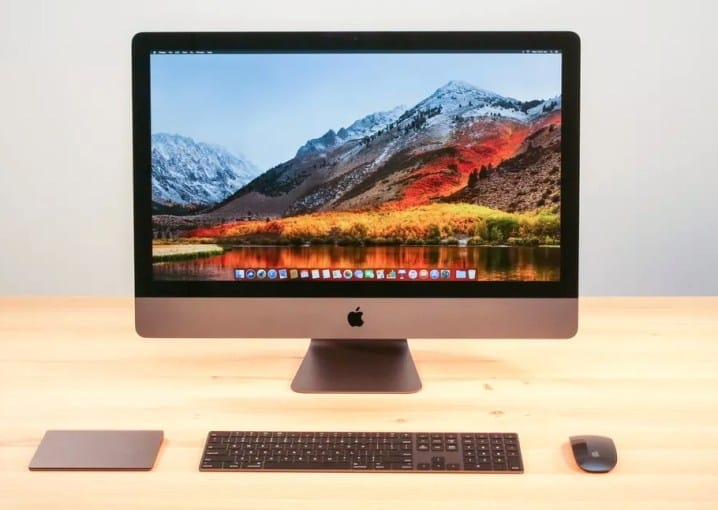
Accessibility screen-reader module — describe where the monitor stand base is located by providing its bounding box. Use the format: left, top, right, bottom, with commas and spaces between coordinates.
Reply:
291, 339, 422, 393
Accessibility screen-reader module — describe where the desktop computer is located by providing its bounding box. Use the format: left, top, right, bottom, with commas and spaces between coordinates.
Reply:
132, 31, 579, 472
133, 31, 580, 392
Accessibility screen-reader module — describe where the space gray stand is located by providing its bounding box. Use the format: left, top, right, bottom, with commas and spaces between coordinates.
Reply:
291, 339, 422, 393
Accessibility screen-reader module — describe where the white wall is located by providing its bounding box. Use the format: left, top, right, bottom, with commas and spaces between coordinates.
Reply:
0, 0, 716, 295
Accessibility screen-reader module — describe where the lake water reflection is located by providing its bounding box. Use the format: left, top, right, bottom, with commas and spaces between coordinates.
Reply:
153, 245, 560, 281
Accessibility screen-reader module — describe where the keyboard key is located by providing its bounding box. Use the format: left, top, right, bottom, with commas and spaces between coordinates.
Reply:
267, 462, 351, 470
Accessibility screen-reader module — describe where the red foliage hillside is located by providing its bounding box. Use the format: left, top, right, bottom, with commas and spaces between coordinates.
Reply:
394, 114, 560, 208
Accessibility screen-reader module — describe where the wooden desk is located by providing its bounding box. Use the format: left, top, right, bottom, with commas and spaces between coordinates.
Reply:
1, 297, 717, 509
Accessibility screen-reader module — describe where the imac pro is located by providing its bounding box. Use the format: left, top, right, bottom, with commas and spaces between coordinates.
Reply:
132, 32, 580, 392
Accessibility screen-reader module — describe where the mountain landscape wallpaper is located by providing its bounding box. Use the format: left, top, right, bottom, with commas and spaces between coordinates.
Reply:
150, 53, 562, 281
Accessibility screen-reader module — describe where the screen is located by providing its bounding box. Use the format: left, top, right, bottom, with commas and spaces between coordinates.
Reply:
150, 51, 562, 283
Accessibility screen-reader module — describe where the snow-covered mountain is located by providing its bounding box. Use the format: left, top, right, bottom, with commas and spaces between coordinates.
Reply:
293, 82, 558, 162
151, 133, 260, 208
414, 80, 505, 113
296, 105, 406, 157
400, 80, 559, 125
208, 80, 562, 219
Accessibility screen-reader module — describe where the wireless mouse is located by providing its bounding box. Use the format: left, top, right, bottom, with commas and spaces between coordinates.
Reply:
569, 435, 617, 473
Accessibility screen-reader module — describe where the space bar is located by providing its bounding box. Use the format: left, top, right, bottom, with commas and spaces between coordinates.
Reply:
263, 462, 352, 470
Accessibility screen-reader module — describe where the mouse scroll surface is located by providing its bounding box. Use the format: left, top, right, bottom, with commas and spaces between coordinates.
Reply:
569, 435, 617, 473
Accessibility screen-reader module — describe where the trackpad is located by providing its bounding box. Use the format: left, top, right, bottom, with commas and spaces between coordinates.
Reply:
29, 430, 164, 470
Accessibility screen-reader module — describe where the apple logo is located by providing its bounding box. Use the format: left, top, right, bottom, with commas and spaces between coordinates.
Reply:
347, 306, 364, 327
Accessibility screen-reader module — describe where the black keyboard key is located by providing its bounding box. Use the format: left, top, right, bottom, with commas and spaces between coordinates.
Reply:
266, 462, 351, 470
204, 455, 234, 463
507, 458, 523, 470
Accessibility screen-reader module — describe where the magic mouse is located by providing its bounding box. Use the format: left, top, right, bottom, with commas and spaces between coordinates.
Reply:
569, 435, 617, 473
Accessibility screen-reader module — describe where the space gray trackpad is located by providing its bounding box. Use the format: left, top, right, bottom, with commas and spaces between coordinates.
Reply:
29, 430, 163, 470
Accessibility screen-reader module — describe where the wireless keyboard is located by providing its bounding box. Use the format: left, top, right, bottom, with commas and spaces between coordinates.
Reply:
200, 431, 523, 473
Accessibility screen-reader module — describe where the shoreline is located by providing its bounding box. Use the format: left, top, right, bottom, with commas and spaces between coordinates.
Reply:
151, 242, 560, 263
152, 243, 224, 262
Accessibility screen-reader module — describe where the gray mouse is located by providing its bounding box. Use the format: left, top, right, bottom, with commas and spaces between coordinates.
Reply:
569, 435, 617, 473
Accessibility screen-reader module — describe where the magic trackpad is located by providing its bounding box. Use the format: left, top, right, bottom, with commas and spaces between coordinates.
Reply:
29, 430, 163, 470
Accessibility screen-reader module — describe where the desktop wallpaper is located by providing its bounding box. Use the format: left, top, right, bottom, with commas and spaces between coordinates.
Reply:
150, 52, 562, 282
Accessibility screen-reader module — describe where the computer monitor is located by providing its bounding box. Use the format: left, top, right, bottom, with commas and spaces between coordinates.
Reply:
132, 32, 579, 393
